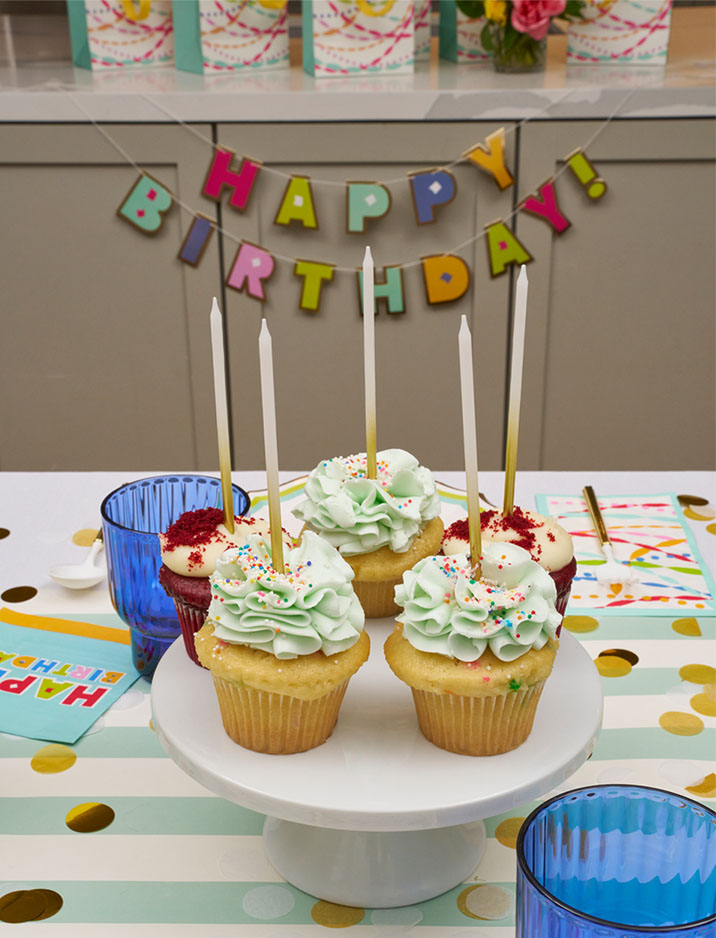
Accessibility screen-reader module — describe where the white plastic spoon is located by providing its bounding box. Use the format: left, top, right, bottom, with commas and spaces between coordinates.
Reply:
49, 530, 106, 590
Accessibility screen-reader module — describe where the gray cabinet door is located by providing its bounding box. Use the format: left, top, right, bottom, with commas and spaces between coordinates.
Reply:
0, 124, 222, 471
215, 122, 515, 473
515, 118, 715, 471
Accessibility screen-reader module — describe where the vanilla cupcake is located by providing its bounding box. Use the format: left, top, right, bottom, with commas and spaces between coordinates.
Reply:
442, 507, 576, 622
293, 449, 444, 618
385, 542, 561, 756
195, 531, 369, 754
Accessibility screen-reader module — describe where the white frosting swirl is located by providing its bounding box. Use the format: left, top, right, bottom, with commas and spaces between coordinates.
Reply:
395, 542, 561, 663
208, 531, 365, 659
293, 448, 441, 556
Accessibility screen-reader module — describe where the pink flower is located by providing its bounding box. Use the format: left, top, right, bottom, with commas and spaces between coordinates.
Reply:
511, 0, 566, 41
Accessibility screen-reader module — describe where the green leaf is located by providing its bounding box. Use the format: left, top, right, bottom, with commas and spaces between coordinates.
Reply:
480, 22, 494, 51
456, 0, 485, 18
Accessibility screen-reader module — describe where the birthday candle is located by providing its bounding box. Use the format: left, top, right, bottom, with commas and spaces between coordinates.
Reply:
458, 315, 481, 575
503, 265, 528, 517
258, 319, 284, 574
210, 297, 234, 534
363, 246, 377, 479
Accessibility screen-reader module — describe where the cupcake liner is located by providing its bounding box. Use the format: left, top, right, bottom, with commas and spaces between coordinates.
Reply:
411, 680, 547, 756
551, 556, 577, 635
212, 677, 350, 754
353, 576, 403, 619
171, 597, 208, 668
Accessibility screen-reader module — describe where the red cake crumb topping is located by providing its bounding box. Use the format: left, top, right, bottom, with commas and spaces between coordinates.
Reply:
163, 509, 254, 552
443, 507, 544, 560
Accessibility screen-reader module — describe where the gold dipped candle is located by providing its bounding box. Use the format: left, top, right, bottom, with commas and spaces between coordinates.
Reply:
362, 246, 377, 479
458, 315, 482, 576
503, 265, 528, 518
209, 297, 235, 534
258, 319, 284, 574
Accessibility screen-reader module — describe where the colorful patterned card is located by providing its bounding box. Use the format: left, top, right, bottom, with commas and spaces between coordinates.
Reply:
67, 1, 174, 70
0, 608, 141, 744
302, 0, 415, 78
535, 493, 716, 616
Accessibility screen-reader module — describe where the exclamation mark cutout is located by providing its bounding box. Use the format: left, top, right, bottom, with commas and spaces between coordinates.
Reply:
566, 148, 607, 200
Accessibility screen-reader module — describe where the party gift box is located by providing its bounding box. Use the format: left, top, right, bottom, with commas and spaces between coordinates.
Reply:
66, 0, 174, 70
438, 0, 489, 64
303, 0, 415, 78
172, 0, 289, 74
414, 0, 432, 61
567, 0, 673, 66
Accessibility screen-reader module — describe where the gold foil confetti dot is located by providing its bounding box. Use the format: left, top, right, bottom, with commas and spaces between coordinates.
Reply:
599, 648, 639, 666
690, 694, 716, 718
311, 901, 365, 927
658, 711, 704, 736
679, 664, 716, 685
66, 802, 115, 833
1, 586, 37, 603
31, 743, 77, 774
685, 773, 716, 798
677, 494, 709, 507
0, 528, 9, 540
495, 817, 525, 849
594, 656, 632, 678
458, 883, 514, 920
72, 528, 100, 547
672, 618, 702, 636
0, 889, 63, 923
707, 523, 716, 536
562, 615, 599, 633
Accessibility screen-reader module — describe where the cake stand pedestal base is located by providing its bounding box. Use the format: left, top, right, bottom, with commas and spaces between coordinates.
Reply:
263, 816, 487, 907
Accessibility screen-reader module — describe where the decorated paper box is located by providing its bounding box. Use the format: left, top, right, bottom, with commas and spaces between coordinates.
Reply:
567, 0, 673, 66
66, 0, 174, 70
303, 0, 415, 78
172, 0, 289, 74
438, 0, 489, 64
414, 0, 432, 61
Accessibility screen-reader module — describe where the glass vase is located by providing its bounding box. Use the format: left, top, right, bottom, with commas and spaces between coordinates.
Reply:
489, 25, 547, 73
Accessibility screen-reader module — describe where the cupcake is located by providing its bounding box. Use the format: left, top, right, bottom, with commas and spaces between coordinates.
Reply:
385, 542, 561, 756
195, 530, 370, 754
442, 507, 576, 622
158, 509, 292, 666
293, 448, 444, 618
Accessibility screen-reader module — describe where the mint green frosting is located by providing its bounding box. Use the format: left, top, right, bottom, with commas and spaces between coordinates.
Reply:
293, 448, 441, 556
394, 542, 561, 663
208, 531, 364, 659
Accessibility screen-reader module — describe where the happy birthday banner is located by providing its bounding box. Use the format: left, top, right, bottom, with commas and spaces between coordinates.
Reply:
116, 125, 610, 314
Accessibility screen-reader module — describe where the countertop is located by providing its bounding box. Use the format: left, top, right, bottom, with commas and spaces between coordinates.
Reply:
0, 7, 713, 123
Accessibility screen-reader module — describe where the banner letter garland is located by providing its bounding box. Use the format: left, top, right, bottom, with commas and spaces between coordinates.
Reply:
178, 213, 215, 266
463, 128, 514, 191
357, 265, 405, 315
347, 182, 391, 233
422, 255, 470, 305
485, 221, 533, 278
274, 176, 318, 229
519, 180, 571, 234
295, 260, 335, 312
226, 241, 275, 300
202, 148, 261, 212
409, 169, 457, 225
117, 174, 173, 234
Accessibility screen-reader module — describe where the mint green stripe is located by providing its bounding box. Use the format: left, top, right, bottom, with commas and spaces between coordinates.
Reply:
567, 617, 716, 641
592, 727, 716, 762
0, 797, 263, 835
11, 881, 516, 924
4, 725, 712, 761
0, 726, 164, 758
599, 668, 679, 696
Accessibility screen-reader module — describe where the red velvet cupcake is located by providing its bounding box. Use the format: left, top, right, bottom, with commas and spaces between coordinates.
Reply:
158, 509, 290, 666
442, 507, 576, 632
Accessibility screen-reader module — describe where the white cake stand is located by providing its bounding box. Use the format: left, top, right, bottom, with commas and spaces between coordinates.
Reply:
151, 622, 602, 908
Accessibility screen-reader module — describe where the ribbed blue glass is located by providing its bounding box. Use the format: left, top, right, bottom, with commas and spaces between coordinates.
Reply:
101, 475, 249, 677
517, 785, 716, 937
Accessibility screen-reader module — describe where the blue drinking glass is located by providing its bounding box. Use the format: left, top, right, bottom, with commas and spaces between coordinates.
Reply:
101, 475, 249, 677
516, 785, 716, 937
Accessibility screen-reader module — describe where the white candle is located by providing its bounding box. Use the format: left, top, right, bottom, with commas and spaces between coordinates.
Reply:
503, 264, 528, 516
209, 297, 234, 534
258, 318, 284, 573
458, 315, 481, 574
363, 246, 377, 479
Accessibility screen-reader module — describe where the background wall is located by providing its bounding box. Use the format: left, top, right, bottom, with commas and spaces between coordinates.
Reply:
1, 117, 714, 472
